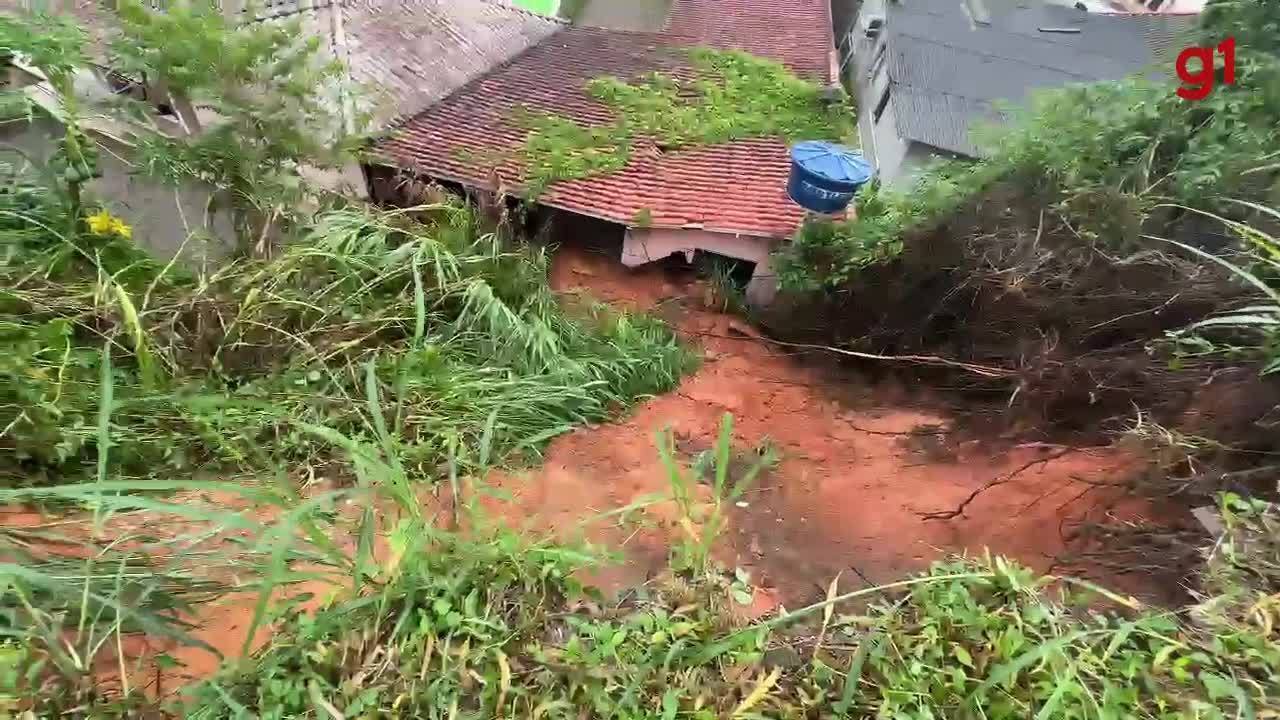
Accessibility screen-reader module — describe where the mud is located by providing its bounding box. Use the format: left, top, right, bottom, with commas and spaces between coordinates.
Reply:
482, 243, 1192, 607
1, 242, 1193, 700
0, 490, 335, 699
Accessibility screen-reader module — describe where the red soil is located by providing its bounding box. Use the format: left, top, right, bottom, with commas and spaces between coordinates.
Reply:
1, 242, 1189, 700
473, 243, 1188, 609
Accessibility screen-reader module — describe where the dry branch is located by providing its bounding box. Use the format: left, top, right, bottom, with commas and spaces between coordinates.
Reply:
918, 449, 1074, 520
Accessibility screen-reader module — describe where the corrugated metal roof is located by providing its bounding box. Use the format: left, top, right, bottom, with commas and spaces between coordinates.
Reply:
883, 1, 1196, 157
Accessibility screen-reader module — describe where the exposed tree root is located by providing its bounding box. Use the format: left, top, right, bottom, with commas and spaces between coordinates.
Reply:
687, 330, 1014, 379
917, 449, 1074, 521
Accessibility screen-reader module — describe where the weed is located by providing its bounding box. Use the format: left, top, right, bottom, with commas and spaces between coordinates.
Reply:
700, 258, 749, 314
1, 198, 693, 485
659, 414, 772, 575
517, 48, 854, 196
1154, 203, 1280, 372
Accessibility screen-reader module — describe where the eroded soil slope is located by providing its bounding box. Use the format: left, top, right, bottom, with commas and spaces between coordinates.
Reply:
476, 244, 1190, 607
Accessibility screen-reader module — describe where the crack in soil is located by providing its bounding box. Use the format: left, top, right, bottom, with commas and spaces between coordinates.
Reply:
472, 243, 1191, 610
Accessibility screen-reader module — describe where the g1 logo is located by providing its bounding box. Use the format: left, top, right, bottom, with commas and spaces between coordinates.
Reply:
1176, 37, 1236, 101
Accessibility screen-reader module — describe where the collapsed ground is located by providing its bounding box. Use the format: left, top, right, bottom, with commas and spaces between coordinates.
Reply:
486, 243, 1191, 606
5, 240, 1192, 698
3, 1, 1280, 717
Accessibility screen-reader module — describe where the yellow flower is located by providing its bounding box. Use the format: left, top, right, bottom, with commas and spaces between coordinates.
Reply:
84, 209, 133, 239
86, 209, 114, 235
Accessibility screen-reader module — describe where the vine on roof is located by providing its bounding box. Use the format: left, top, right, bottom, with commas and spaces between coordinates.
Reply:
513, 48, 856, 198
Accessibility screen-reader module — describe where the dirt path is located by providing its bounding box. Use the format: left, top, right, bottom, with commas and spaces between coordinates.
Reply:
475, 244, 1187, 608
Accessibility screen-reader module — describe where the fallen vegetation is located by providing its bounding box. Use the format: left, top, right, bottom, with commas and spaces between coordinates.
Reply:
2, 1, 1280, 718
769, 2, 1280, 503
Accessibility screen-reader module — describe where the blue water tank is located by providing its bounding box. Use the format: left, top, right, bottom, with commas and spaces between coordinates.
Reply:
787, 141, 873, 214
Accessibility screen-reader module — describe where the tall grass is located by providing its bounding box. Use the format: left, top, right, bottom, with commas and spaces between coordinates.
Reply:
2, 197, 693, 485
0, 178, 693, 714
0, 357, 342, 715
1152, 202, 1280, 373
659, 413, 776, 573
182, 402, 1279, 720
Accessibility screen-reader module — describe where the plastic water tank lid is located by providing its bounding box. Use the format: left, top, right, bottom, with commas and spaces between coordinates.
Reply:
791, 141, 873, 185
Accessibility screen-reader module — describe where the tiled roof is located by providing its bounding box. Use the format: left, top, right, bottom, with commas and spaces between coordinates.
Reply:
542, 137, 801, 237
256, 0, 563, 129
5, 0, 561, 131
376, 0, 838, 238
374, 24, 814, 238
664, 0, 835, 82
332, 0, 563, 128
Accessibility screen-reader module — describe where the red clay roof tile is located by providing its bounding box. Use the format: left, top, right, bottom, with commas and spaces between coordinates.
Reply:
664, 0, 835, 82
372, 0, 836, 239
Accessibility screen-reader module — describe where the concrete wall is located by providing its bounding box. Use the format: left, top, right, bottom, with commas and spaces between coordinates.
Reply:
893, 142, 948, 188
0, 115, 238, 264
869, 101, 917, 186
830, 0, 861, 51
847, 3, 900, 180
621, 227, 779, 304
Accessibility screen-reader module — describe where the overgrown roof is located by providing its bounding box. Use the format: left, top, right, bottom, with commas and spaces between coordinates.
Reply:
374, 0, 838, 239
884, 0, 1196, 157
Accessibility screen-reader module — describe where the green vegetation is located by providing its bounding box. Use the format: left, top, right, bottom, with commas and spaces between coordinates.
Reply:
762, 2, 1280, 486
777, 4, 1280, 290
188, 541, 1280, 719
1, 200, 690, 485
511, 0, 560, 14
109, 0, 362, 249
3, 2, 1280, 719
517, 48, 853, 195
190, 412, 1280, 720
0, 8, 689, 486
1160, 204, 1280, 372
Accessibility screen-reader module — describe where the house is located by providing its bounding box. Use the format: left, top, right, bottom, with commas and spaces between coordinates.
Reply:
847, 0, 1195, 186
1093, 0, 1207, 13
0, 0, 560, 257
369, 0, 840, 305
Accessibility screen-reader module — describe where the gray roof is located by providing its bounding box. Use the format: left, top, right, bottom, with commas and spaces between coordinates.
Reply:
883, 0, 1196, 157
1, 0, 563, 130
256, 0, 564, 129
322, 0, 564, 128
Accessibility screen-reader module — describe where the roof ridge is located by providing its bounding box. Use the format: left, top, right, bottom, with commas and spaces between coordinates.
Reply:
373, 21, 580, 138
475, 0, 569, 26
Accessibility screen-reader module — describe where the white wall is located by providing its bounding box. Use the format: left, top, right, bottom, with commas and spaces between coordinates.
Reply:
869, 99, 913, 186
621, 227, 780, 305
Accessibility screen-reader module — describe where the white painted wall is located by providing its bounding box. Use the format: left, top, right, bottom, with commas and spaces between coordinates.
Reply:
621, 227, 779, 305
870, 100, 913, 186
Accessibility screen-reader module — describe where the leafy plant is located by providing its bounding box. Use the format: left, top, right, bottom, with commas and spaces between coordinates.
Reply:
699, 257, 749, 313
777, 1, 1280, 290
1, 196, 693, 485
659, 413, 775, 574
517, 48, 854, 195
107, 0, 362, 251
1156, 202, 1280, 373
